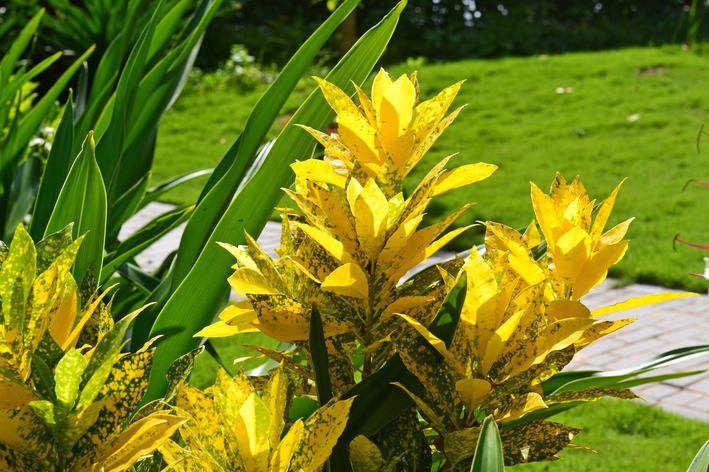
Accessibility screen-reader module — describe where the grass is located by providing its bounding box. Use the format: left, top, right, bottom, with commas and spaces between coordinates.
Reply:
511, 399, 709, 471
153, 44, 709, 292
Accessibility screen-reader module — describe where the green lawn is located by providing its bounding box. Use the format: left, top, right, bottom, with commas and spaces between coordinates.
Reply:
511, 399, 708, 472
154, 45, 709, 291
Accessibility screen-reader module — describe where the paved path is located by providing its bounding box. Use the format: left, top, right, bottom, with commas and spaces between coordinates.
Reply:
121, 203, 709, 421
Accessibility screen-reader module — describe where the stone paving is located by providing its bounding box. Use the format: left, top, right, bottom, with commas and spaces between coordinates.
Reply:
121, 203, 709, 421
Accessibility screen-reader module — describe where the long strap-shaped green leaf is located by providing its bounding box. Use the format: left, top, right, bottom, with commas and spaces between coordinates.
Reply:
470, 416, 506, 472
0, 9, 44, 92
687, 439, 709, 472
45, 132, 107, 288
138, 0, 406, 404
169, 0, 362, 290
95, 1, 159, 191
30, 91, 75, 241
547, 344, 709, 395
129, 0, 365, 346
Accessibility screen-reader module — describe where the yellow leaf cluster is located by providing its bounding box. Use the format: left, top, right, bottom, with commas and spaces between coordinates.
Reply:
204, 70, 496, 382
391, 174, 698, 466
162, 363, 354, 472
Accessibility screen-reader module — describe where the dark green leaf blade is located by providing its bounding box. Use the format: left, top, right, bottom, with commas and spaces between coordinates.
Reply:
30, 91, 75, 242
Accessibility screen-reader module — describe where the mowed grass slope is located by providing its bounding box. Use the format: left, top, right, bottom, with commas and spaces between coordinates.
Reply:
154, 46, 709, 291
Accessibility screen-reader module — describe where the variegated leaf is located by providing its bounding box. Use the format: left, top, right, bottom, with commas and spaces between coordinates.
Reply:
500, 420, 581, 465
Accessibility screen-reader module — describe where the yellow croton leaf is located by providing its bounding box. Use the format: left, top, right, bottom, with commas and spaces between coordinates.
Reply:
596, 217, 634, 251
268, 420, 303, 472
497, 392, 548, 423
294, 398, 356, 472
546, 299, 591, 321
349, 435, 385, 472
396, 313, 462, 374
571, 240, 628, 300
432, 163, 498, 196
290, 160, 347, 189
553, 227, 591, 285
293, 222, 354, 265
523, 220, 542, 248
90, 414, 189, 472
371, 68, 394, 114
354, 179, 389, 258
590, 292, 701, 317
234, 392, 272, 472
321, 263, 369, 299
530, 182, 562, 251
589, 179, 626, 247
228, 268, 281, 296
455, 378, 492, 411
379, 75, 416, 159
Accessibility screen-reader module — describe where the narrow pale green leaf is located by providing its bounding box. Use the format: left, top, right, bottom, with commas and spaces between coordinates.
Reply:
11, 46, 94, 165
30, 91, 75, 242
138, 169, 212, 210
95, 5, 159, 189
0, 9, 44, 92
107, 170, 151, 241
549, 345, 709, 395
170, 0, 363, 289
4, 156, 42, 241
45, 132, 107, 287
687, 439, 709, 472
101, 205, 193, 285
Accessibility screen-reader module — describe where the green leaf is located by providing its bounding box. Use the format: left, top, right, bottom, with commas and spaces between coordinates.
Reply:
30, 90, 75, 241
470, 416, 505, 472
4, 156, 42, 241
54, 348, 89, 408
170, 0, 363, 289
107, 171, 151, 243
9, 46, 94, 166
138, 169, 212, 210
45, 132, 107, 287
30, 353, 57, 402
548, 345, 709, 395
687, 439, 709, 472
95, 7, 159, 189
309, 303, 332, 406
0, 9, 44, 92
140, 0, 406, 407
101, 205, 193, 285
117, 262, 161, 294
0, 51, 63, 115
